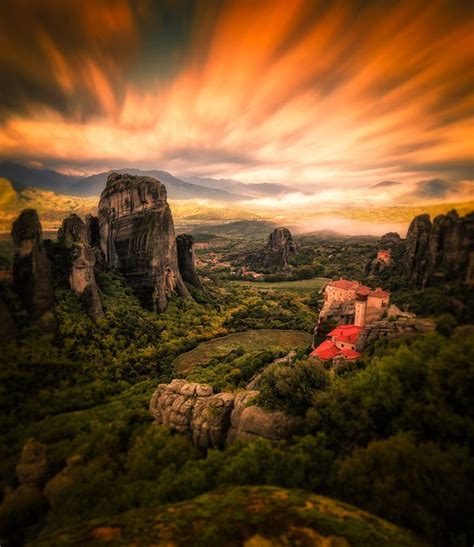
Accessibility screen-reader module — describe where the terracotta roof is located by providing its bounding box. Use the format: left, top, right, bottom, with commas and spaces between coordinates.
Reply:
339, 348, 362, 360
371, 289, 390, 298
310, 340, 340, 360
328, 325, 361, 344
327, 279, 361, 290
327, 278, 390, 299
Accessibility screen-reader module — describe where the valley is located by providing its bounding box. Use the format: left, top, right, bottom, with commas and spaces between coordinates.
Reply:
0, 172, 472, 547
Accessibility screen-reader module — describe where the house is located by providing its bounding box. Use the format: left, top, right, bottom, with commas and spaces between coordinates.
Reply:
376, 250, 391, 264
319, 278, 390, 327
310, 325, 362, 361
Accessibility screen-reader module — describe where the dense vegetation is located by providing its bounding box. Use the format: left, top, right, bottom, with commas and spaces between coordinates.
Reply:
1, 242, 473, 546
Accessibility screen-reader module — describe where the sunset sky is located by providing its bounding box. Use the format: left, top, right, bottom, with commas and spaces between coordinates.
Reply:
0, 0, 472, 200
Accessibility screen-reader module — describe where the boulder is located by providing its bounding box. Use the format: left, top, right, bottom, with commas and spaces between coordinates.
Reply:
227, 390, 299, 443
57, 214, 104, 321
11, 209, 55, 320
98, 173, 189, 312
176, 234, 206, 293
150, 380, 299, 448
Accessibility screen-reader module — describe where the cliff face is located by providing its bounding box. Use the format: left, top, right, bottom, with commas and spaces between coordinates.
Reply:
98, 173, 189, 311
58, 214, 104, 321
11, 209, 55, 320
405, 210, 474, 287
176, 234, 206, 293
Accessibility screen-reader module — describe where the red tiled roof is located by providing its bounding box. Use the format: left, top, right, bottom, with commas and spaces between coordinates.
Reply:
311, 336, 362, 361
327, 278, 390, 300
371, 289, 390, 298
310, 340, 340, 360
339, 348, 362, 360
327, 279, 361, 290
328, 325, 361, 344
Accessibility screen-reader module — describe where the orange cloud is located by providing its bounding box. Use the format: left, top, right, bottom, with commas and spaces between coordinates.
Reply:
0, 0, 473, 194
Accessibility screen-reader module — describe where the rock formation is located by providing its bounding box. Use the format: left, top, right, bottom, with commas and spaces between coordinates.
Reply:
176, 234, 206, 293
150, 379, 299, 448
11, 209, 55, 320
262, 227, 298, 269
405, 210, 474, 287
246, 227, 298, 271
44, 455, 83, 510
356, 317, 436, 352
98, 173, 189, 312
57, 214, 104, 321
380, 232, 403, 249
85, 214, 100, 247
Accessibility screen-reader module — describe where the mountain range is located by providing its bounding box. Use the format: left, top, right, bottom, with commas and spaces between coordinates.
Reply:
0, 162, 295, 202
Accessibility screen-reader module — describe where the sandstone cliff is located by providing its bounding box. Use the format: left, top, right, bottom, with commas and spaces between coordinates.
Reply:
11, 209, 55, 320
176, 234, 206, 293
150, 379, 299, 448
98, 173, 189, 312
57, 214, 104, 321
405, 210, 474, 287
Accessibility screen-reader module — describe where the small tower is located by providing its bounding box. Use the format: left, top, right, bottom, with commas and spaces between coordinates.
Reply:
354, 294, 367, 327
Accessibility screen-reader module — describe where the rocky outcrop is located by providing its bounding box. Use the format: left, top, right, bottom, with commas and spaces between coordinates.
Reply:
44, 455, 83, 510
380, 232, 402, 249
262, 227, 298, 270
11, 209, 55, 320
424, 210, 474, 287
356, 317, 436, 351
149, 380, 299, 448
57, 214, 104, 321
405, 210, 474, 287
176, 234, 206, 293
98, 173, 189, 312
227, 390, 299, 443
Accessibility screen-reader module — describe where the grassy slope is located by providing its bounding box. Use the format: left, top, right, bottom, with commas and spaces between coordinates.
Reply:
232, 278, 329, 293
173, 330, 313, 374
34, 485, 425, 547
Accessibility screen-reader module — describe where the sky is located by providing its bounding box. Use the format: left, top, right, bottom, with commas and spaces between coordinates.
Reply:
0, 0, 473, 201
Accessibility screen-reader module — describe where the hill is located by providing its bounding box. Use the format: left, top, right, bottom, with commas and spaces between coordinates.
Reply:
0, 162, 81, 192
34, 486, 425, 547
0, 179, 97, 231
191, 220, 278, 240
183, 175, 301, 198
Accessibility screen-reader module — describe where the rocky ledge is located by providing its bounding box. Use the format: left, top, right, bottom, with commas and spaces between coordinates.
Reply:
149, 379, 300, 449
356, 317, 436, 352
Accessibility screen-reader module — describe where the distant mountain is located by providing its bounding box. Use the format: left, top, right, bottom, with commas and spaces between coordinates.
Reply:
0, 163, 250, 201
371, 180, 401, 189
0, 161, 81, 192
183, 176, 300, 198
72, 169, 248, 201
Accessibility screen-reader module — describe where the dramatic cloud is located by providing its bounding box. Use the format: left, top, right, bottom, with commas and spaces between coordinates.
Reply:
0, 0, 473, 198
